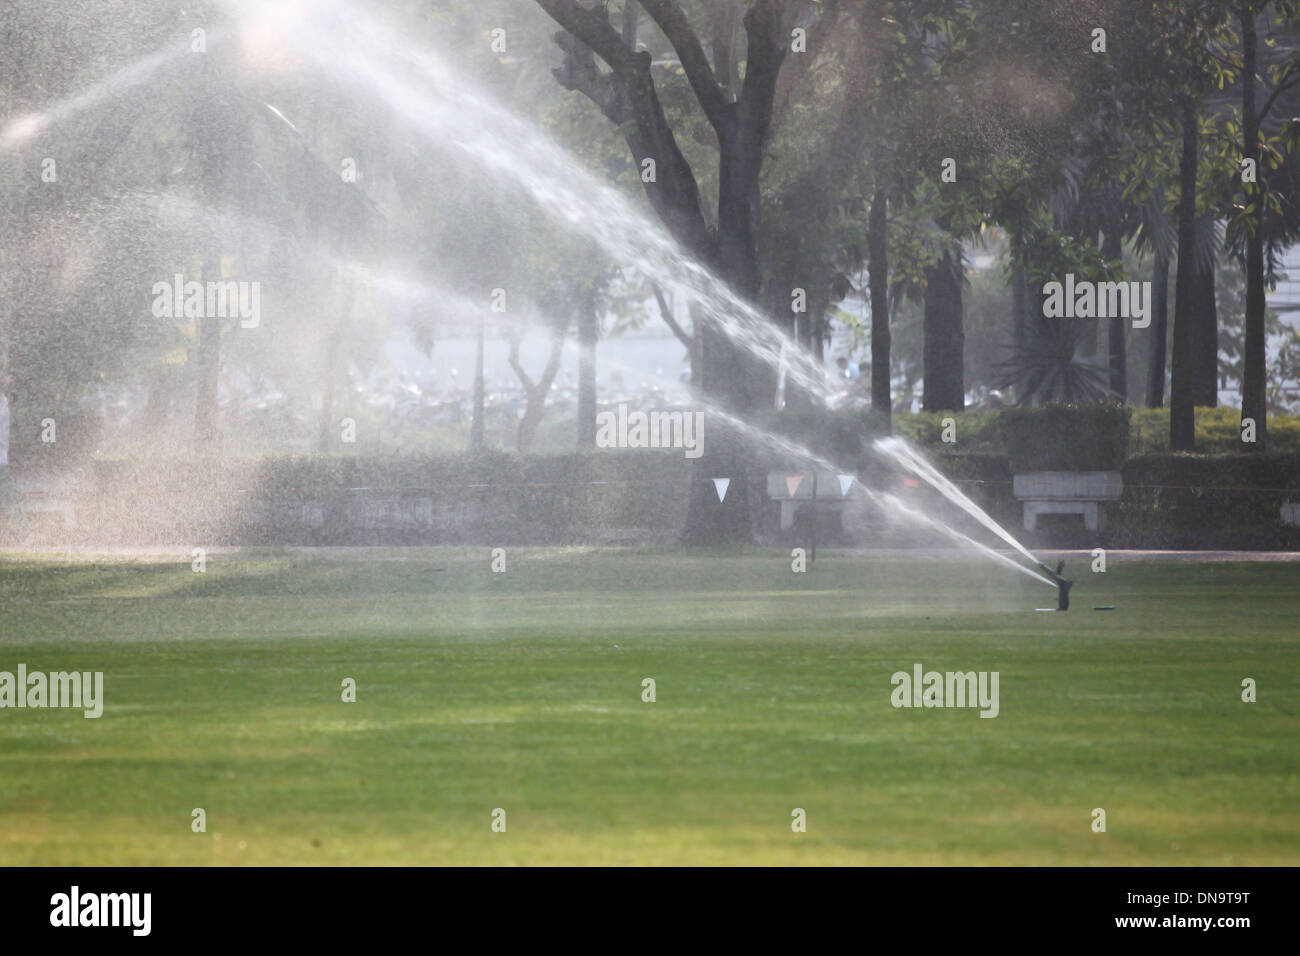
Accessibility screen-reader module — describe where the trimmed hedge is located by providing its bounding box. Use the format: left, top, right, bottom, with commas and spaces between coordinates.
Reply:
896, 405, 1300, 457
61, 443, 1300, 549
893, 403, 1133, 468
1130, 406, 1300, 454
923, 449, 1300, 549
87, 451, 695, 545
997, 403, 1131, 472
893, 409, 1002, 453
1110, 453, 1300, 548
928, 451, 1020, 531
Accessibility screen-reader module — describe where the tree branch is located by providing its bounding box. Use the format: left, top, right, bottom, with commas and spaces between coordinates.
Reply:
639, 0, 732, 131
650, 279, 692, 347
540, 325, 566, 393
507, 330, 536, 394
538, 0, 714, 257
551, 27, 635, 125
1259, 61, 1299, 121
622, 0, 639, 48
510, 315, 569, 401
771, 0, 843, 128
707, 0, 745, 99
536, 1, 722, 261
536, 0, 640, 72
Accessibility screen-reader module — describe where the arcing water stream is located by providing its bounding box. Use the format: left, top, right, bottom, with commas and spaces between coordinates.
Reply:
243, 0, 1056, 584
7, 0, 1057, 589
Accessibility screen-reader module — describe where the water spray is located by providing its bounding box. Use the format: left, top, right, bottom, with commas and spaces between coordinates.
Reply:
875, 437, 1083, 605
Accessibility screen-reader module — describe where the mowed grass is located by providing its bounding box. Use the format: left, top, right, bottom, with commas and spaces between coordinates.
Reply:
0, 547, 1297, 865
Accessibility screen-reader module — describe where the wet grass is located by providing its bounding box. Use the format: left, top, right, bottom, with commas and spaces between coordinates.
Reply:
0, 548, 1297, 865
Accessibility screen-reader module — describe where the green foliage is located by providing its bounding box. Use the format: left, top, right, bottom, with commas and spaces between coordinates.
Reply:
8, 404, 100, 467
1115, 452, 1300, 548
89, 451, 693, 545
1125, 451, 1300, 493
995, 319, 1111, 405
893, 409, 1003, 452
1130, 405, 1300, 453
997, 402, 1131, 472
901, 404, 1300, 460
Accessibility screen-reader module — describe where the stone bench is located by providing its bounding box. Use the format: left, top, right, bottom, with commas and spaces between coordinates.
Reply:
766, 471, 854, 530
1012, 471, 1123, 532
20, 490, 77, 529
14, 470, 85, 531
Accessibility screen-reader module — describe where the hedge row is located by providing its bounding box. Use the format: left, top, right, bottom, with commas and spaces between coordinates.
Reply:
896, 405, 1300, 458
87, 451, 696, 545
996, 403, 1131, 471
1110, 453, 1300, 548
61, 447, 1300, 548
928, 450, 1300, 548
893, 403, 1132, 469
1130, 406, 1300, 454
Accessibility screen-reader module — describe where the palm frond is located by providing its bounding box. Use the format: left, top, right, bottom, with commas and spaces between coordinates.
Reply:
996, 318, 1111, 405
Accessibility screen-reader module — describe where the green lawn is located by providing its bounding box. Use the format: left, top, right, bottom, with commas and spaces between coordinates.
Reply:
0, 548, 1296, 865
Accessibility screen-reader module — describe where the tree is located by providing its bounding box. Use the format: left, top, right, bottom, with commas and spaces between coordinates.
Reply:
534, 0, 823, 543
1158, 2, 1237, 449
535, 0, 797, 395
1232, 0, 1300, 451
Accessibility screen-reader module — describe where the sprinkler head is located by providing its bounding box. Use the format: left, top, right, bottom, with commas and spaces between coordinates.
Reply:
1035, 559, 1072, 611
1057, 576, 1072, 611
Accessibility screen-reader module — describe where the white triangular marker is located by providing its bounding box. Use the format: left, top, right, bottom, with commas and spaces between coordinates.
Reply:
837, 474, 854, 496
712, 478, 731, 502
785, 475, 803, 497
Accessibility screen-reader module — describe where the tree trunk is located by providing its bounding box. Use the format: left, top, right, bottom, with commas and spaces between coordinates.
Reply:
316, 321, 343, 454
317, 283, 356, 454
1189, 214, 1220, 408
922, 250, 964, 412
1240, 9, 1268, 451
684, 320, 760, 545
1078, 233, 1101, 361
577, 286, 597, 448
679, 119, 769, 545
470, 312, 486, 451
1145, 250, 1170, 407
193, 316, 221, 447
709, 124, 771, 408
1011, 230, 1029, 352
192, 49, 231, 451
868, 186, 892, 425
1170, 93, 1199, 451
1102, 226, 1127, 400
140, 365, 173, 435
193, 250, 222, 449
